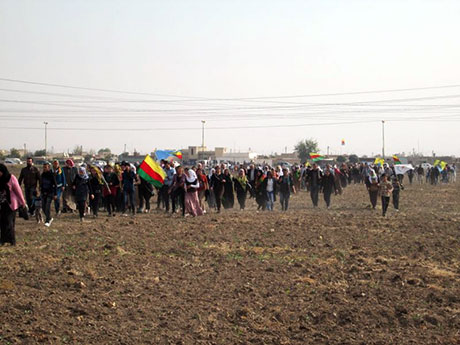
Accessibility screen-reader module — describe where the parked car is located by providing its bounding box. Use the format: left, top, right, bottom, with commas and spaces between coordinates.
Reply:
4, 158, 23, 165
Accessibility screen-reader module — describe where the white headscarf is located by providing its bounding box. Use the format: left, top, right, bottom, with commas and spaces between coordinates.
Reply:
186, 169, 200, 188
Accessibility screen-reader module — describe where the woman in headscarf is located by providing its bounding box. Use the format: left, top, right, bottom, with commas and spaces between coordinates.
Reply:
367, 169, 380, 210
206, 168, 217, 211
254, 169, 266, 210
72, 167, 92, 222
233, 169, 250, 210
196, 167, 209, 212
222, 168, 234, 209
0, 164, 25, 246
184, 168, 204, 217
88, 165, 108, 218
320, 169, 338, 209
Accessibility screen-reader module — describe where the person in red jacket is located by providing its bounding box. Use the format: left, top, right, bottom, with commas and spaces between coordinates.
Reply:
0, 164, 26, 246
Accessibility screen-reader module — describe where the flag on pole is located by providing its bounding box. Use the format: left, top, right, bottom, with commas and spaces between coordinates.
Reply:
374, 157, 385, 166
394, 164, 414, 175
433, 159, 440, 167
309, 153, 325, 162
171, 150, 183, 160
392, 155, 402, 165
341, 139, 345, 146
138, 154, 166, 188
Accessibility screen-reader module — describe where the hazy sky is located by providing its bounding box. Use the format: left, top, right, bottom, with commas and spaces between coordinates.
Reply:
1, 0, 460, 157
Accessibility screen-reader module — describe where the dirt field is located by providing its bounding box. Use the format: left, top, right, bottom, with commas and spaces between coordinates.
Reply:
1, 173, 459, 344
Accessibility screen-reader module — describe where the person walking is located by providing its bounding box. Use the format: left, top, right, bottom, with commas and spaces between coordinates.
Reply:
184, 168, 204, 217
379, 174, 393, 217
89, 166, 107, 218
196, 167, 209, 212
320, 169, 338, 209
278, 168, 295, 211
18, 157, 41, 215
0, 164, 25, 246
138, 175, 154, 213
161, 161, 175, 212
222, 168, 234, 209
391, 175, 403, 211
209, 167, 225, 213
262, 171, 277, 211
40, 162, 57, 227
367, 170, 380, 210
169, 166, 186, 216
73, 167, 92, 222
254, 170, 266, 210
307, 163, 323, 207
52, 160, 66, 217
102, 164, 118, 216
233, 169, 250, 210
62, 159, 77, 213
121, 162, 137, 216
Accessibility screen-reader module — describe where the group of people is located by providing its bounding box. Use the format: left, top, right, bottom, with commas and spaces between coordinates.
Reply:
0, 157, 457, 246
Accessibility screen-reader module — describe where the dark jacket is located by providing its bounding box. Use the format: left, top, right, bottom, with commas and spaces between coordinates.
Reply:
19, 165, 41, 188
63, 166, 78, 187
209, 173, 225, 193
73, 175, 92, 202
40, 171, 57, 196
278, 175, 293, 194
307, 168, 323, 187
320, 173, 336, 193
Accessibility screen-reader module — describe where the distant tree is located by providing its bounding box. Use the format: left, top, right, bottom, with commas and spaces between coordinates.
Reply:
295, 138, 319, 163
34, 149, 46, 157
8, 148, 21, 158
21, 152, 34, 160
0, 152, 5, 161
72, 145, 83, 155
336, 155, 347, 163
98, 148, 111, 155
348, 154, 359, 163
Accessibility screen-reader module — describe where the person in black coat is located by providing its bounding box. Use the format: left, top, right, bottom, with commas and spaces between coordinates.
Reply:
72, 167, 92, 222
320, 169, 338, 208
306, 164, 323, 207
233, 169, 250, 210
40, 162, 57, 226
222, 169, 234, 209
209, 167, 225, 213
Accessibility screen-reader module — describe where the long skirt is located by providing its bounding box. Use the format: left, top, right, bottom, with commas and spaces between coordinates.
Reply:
185, 191, 204, 217
0, 204, 16, 245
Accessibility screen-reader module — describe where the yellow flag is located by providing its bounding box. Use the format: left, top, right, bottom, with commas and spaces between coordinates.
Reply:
440, 161, 447, 170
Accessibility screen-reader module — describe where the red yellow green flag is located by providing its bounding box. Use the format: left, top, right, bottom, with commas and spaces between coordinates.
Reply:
309, 153, 325, 162
392, 155, 402, 165
172, 150, 183, 159
138, 154, 166, 188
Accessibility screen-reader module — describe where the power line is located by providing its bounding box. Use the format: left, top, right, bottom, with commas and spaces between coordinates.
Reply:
2, 77, 460, 102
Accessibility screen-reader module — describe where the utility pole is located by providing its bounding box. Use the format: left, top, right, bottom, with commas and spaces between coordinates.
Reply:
43, 122, 48, 157
327, 146, 330, 156
382, 120, 385, 160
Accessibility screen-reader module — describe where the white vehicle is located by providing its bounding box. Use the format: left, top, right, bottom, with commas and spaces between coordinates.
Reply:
4, 158, 22, 165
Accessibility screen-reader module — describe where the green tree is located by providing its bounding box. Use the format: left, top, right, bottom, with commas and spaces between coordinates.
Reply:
0, 152, 5, 161
336, 155, 347, 163
348, 154, 359, 163
9, 148, 21, 158
34, 149, 46, 156
98, 147, 111, 155
295, 138, 319, 163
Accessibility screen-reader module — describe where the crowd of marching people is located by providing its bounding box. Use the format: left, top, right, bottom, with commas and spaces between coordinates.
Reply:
0, 157, 456, 246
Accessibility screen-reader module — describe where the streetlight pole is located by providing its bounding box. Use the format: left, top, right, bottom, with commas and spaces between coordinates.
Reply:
201, 120, 206, 159
382, 120, 385, 160
44, 121, 48, 157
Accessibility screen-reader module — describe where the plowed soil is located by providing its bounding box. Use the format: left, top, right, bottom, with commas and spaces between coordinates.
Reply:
1, 180, 459, 344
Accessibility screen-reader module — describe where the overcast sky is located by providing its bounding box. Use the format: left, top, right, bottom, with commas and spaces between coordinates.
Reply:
1, 0, 460, 157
